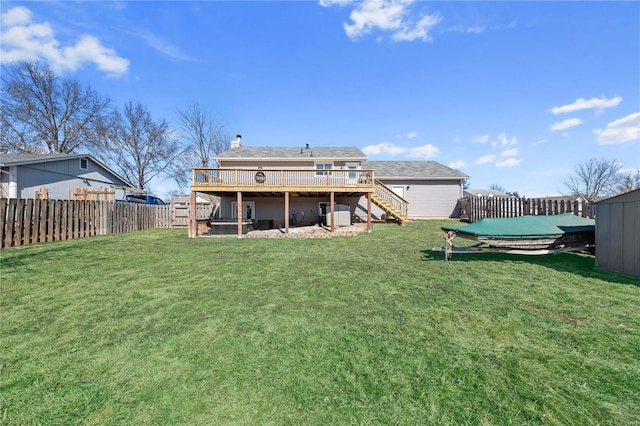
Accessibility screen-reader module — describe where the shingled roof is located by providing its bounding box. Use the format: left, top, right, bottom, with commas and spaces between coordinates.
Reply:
363, 161, 468, 180
216, 146, 366, 160
1, 152, 134, 187
1, 152, 90, 166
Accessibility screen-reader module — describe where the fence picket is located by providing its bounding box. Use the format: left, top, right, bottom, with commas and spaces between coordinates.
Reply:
458, 196, 595, 223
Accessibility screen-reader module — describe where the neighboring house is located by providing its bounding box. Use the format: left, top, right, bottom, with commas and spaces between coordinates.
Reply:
464, 189, 509, 198
172, 194, 213, 205
595, 189, 640, 277
540, 195, 589, 203
189, 137, 468, 236
1, 153, 133, 200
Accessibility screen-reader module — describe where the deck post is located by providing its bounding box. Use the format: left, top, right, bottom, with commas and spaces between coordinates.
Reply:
367, 192, 372, 232
236, 192, 242, 238
285, 192, 290, 234
189, 191, 197, 238
330, 192, 335, 232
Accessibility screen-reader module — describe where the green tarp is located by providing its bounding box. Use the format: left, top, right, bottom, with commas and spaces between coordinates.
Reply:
442, 214, 595, 240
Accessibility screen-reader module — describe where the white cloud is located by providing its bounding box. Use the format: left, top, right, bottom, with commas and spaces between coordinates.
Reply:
444, 25, 486, 34
362, 142, 408, 155
391, 13, 441, 42
619, 167, 639, 175
362, 142, 438, 158
343, 0, 406, 40
496, 158, 521, 167
448, 160, 466, 169
475, 154, 497, 165
529, 138, 547, 147
500, 147, 518, 157
549, 96, 622, 115
319, 0, 353, 6
0, 6, 129, 77
495, 133, 518, 146
550, 118, 582, 131
407, 132, 417, 139
1, 5, 31, 26
407, 144, 438, 159
472, 134, 489, 144
594, 112, 640, 145
489, 133, 518, 147
119, 28, 195, 62
338, 0, 440, 42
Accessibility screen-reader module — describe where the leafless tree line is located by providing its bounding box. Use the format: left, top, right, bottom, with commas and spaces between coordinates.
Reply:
563, 158, 640, 201
1, 61, 230, 191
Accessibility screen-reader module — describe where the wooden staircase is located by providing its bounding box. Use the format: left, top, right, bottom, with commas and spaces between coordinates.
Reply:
371, 179, 409, 223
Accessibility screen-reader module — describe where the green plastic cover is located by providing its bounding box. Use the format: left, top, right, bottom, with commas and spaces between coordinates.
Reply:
442, 214, 595, 240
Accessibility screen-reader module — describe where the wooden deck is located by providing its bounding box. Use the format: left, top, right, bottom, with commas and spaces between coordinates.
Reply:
190, 168, 376, 196
188, 168, 409, 238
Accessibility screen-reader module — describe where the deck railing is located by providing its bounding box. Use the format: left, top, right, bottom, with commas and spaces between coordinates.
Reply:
192, 168, 376, 190
373, 179, 408, 219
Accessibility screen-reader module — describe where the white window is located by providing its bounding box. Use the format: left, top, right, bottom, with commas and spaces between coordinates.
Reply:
79, 158, 88, 170
315, 163, 332, 177
345, 162, 359, 180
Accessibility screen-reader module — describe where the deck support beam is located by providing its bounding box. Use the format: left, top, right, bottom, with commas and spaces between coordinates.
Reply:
330, 192, 335, 232
236, 191, 242, 238
189, 190, 197, 238
367, 192, 372, 232
285, 192, 290, 234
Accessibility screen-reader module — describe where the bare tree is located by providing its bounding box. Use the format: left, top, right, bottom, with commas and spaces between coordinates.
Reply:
173, 102, 231, 189
96, 101, 181, 190
616, 169, 640, 194
563, 158, 622, 201
1, 61, 110, 153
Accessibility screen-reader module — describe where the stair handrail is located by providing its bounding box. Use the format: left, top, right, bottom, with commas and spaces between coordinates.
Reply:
373, 179, 408, 219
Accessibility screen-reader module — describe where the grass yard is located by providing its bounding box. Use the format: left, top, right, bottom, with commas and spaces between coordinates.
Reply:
1, 220, 639, 425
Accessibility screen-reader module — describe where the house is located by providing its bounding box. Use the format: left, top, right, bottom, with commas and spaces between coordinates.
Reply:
539, 195, 589, 203
595, 189, 640, 277
1, 153, 133, 200
188, 137, 468, 237
463, 189, 509, 198
172, 194, 213, 206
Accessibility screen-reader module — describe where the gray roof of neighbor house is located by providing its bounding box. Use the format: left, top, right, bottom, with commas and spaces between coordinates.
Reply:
464, 189, 509, 197
363, 161, 468, 180
1, 153, 134, 187
1, 152, 90, 166
216, 146, 367, 160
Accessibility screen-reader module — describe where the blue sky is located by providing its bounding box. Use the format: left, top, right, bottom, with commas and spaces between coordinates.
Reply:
2, 1, 639, 198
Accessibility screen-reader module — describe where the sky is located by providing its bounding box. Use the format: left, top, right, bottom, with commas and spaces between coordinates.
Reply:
2, 0, 639, 199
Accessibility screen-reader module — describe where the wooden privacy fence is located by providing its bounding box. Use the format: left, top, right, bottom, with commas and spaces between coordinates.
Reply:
459, 197, 595, 223
1, 198, 215, 248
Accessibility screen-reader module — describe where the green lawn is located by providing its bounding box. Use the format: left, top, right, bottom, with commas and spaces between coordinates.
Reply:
1, 221, 638, 425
